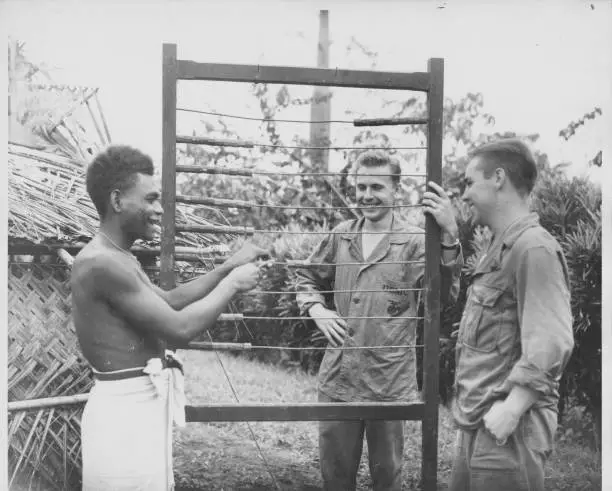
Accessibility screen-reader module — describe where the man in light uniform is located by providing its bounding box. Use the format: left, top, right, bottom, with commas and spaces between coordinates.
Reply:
450, 139, 574, 491
296, 150, 463, 490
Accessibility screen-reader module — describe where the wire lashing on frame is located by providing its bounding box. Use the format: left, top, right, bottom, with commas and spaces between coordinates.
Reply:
177, 107, 428, 127
176, 166, 427, 178
188, 343, 425, 352
177, 137, 426, 151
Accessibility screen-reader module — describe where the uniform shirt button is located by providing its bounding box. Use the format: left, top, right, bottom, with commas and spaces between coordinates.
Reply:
352, 297, 360, 304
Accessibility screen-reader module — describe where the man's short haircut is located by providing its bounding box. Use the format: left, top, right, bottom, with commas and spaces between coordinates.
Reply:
86, 145, 154, 218
353, 150, 401, 186
469, 138, 538, 196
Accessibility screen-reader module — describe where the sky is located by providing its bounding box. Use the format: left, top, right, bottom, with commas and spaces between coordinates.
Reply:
2, 0, 611, 180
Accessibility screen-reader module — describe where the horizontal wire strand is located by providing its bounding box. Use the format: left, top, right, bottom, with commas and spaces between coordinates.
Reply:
178, 107, 357, 124
241, 316, 423, 321
177, 166, 428, 178
178, 140, 426, 151
250, 344, 423, 351
243, 170, 427, 177
179, 229, 426, 235
276, 259, 424, 267
248, 203, 423, 209
255, 230, 422, 235
248, 288, 425, 294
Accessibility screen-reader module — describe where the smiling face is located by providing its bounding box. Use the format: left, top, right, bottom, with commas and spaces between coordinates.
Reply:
116, 173, 163, 241
355, 164, 397, 223
461, 156, 498, 228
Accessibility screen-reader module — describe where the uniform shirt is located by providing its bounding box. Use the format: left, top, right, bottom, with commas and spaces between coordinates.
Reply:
453, 213, 574, 429
295, 214, 462, 402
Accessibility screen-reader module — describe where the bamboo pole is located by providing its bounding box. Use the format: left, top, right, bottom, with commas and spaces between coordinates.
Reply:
56, 248, 74, 267
49, 89, 99, 133
188, 342, 252, 351
94, 92, 112, 143
84, 97, 108, 146
8, 394, 89, 413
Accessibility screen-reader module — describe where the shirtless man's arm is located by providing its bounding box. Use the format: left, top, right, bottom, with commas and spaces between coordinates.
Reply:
152, 242, 269, 310
84, 253, 259, 345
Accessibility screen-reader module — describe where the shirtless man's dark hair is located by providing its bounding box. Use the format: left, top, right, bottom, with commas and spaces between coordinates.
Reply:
86, 145, 155, 218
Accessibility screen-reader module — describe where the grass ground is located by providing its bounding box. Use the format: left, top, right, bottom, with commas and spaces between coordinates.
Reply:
173, 350, 600, 491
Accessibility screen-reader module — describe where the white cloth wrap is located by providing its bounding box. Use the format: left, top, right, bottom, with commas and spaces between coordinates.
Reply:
81, 351, 186, 491
143, 350, 186, 427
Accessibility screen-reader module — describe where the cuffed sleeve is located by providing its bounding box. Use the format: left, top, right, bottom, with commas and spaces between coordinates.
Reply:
506, 246, 574, 396
415, 237, 463, 307
441, 243, 463, 304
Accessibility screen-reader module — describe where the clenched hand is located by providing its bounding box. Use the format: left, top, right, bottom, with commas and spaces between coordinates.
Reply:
225, 242, 271, 269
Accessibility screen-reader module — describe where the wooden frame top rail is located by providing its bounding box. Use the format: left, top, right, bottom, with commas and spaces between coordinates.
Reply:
175, 60, 431, 92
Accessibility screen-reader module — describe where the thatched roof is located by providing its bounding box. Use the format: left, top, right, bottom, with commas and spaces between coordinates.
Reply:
8, 143, 100, 243
8, 142, 229, 251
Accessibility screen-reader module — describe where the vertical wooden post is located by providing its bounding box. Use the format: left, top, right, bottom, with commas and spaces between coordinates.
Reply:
422, 57, 444, 491
309, 10, 331, 172
161, 43, 178, 290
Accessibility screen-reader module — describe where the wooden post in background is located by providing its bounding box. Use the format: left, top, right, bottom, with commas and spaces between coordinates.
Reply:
309, 10, 331, 172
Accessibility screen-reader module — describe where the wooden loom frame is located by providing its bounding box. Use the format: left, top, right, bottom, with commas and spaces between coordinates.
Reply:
161, 43, 444, 490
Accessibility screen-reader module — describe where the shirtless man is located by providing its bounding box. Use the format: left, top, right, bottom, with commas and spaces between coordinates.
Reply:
72, 145, 268, 490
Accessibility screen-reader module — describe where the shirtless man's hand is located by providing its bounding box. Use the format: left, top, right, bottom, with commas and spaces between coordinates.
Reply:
224, 242, 271, 270
225, 262, 260, 291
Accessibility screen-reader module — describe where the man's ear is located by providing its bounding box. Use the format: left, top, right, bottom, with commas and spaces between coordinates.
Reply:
493, 168, 506, 191
109, 189, 122, 214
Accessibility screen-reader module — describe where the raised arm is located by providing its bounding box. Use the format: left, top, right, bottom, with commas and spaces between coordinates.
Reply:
89, 255, 259, 345
506, 245, 574, 401
153, 242, 269, 310
483, 245, 574, 442
420, 181, 463, 304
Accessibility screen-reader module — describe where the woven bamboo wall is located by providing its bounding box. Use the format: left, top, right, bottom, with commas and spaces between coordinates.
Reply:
7, 262, 93, 490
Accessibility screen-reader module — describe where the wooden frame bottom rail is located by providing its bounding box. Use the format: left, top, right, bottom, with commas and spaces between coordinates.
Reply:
185, 402, 424, 422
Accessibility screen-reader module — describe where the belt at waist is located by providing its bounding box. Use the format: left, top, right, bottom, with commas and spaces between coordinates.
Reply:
93, 354, 184, 382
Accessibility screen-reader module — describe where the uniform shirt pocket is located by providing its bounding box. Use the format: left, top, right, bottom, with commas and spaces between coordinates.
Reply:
382, 277, 413, 317
460, 284, 505, 352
